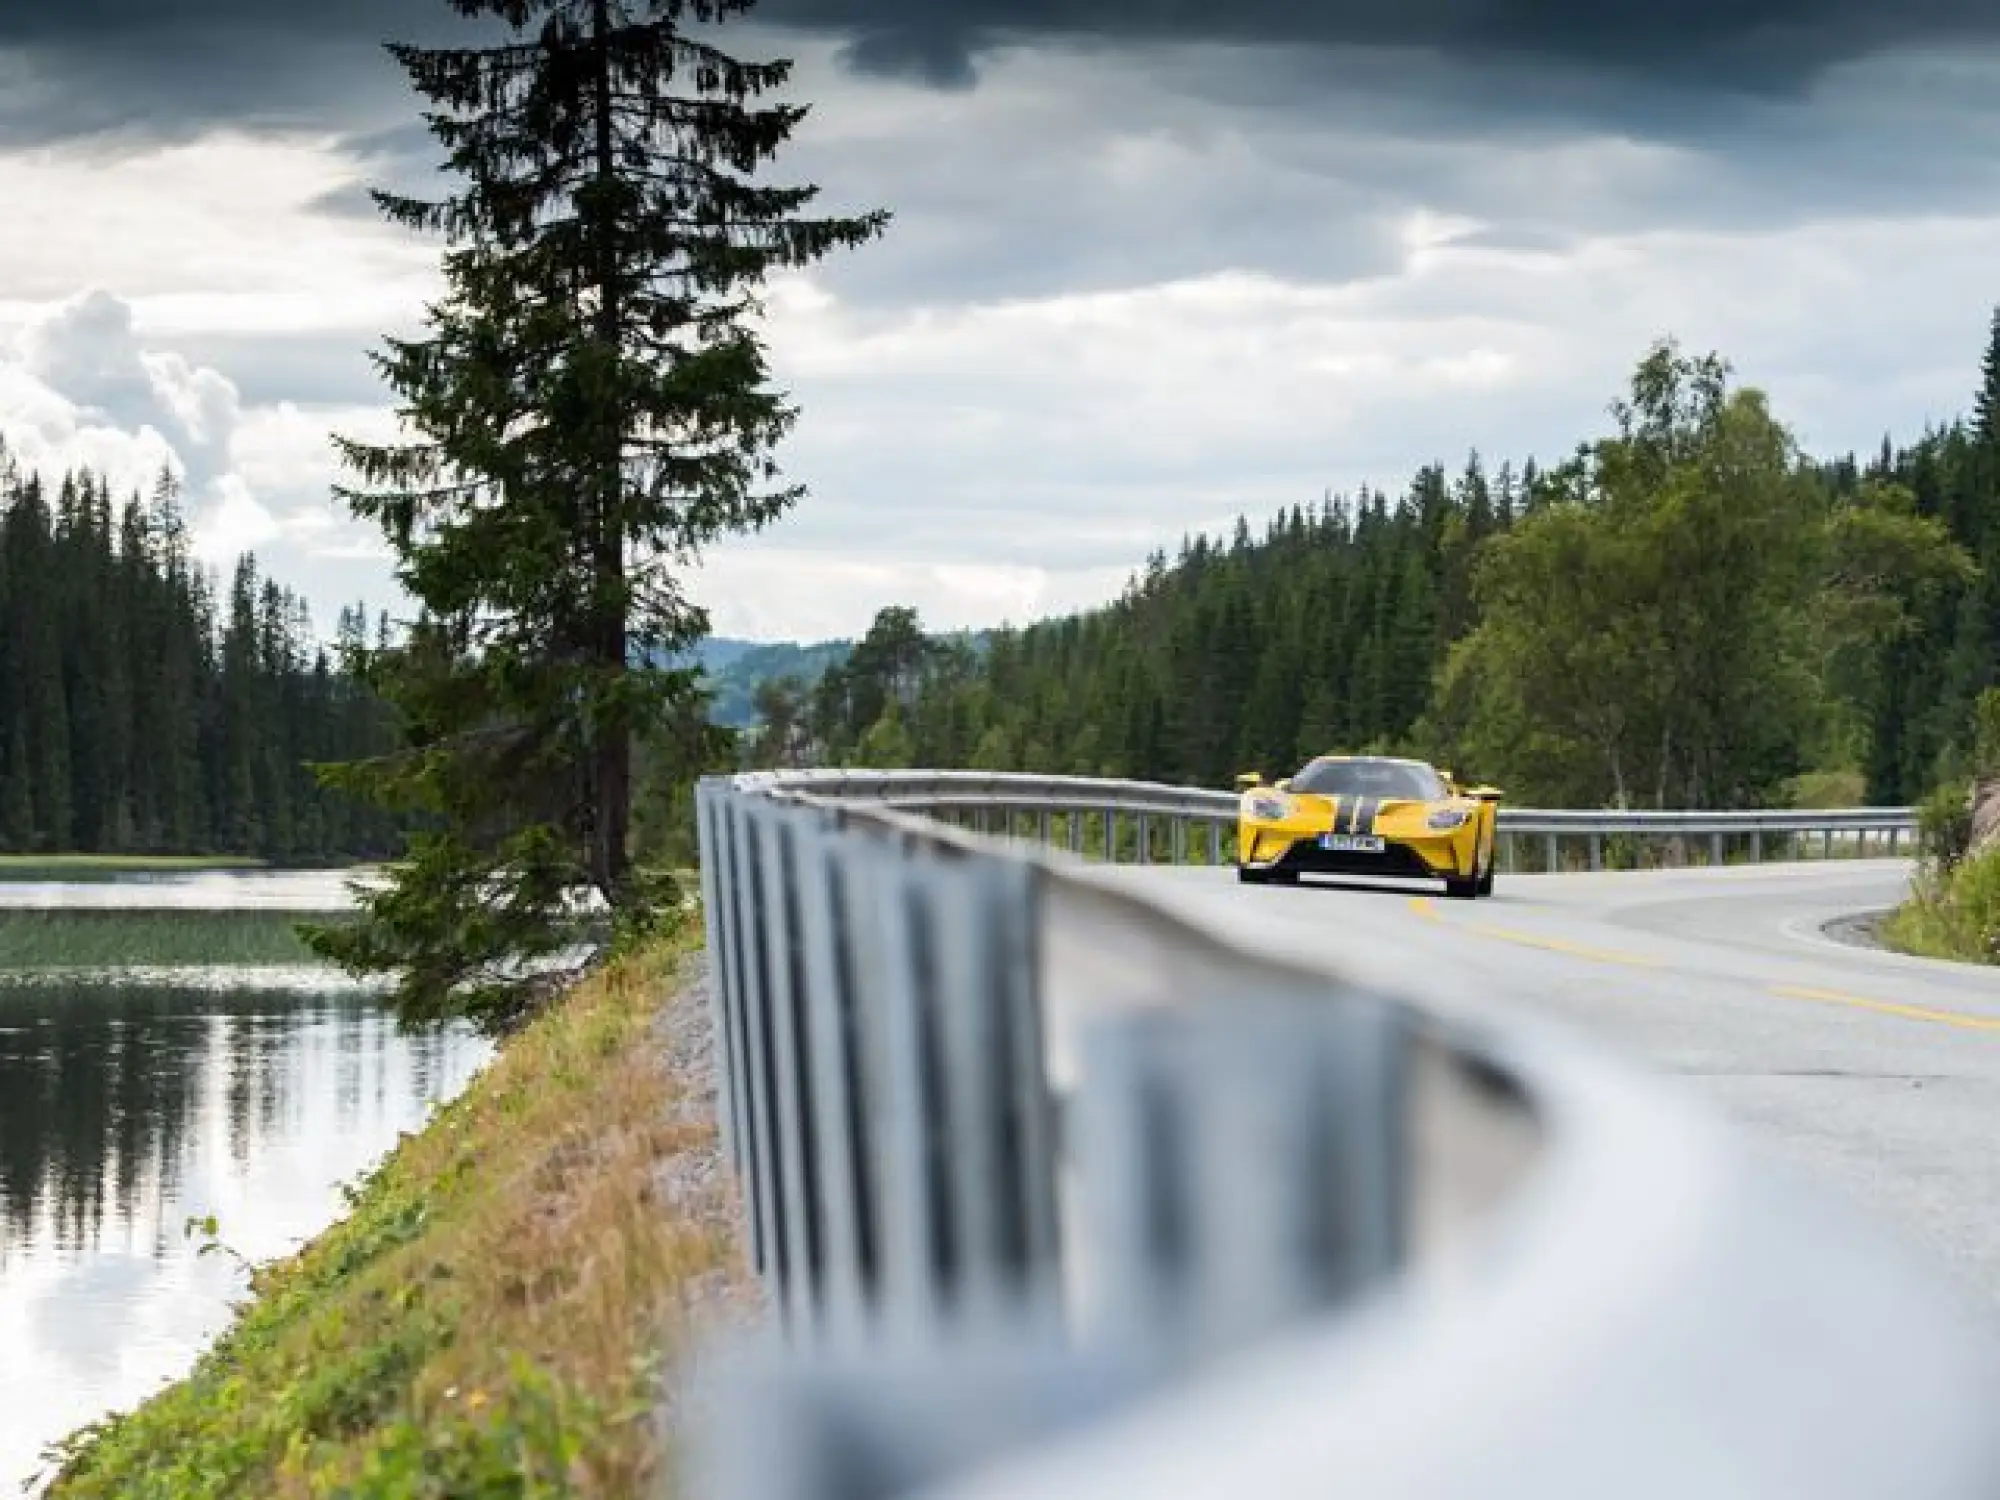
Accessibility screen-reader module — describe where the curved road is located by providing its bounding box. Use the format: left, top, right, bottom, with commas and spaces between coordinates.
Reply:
1123, 858, 2000, 1311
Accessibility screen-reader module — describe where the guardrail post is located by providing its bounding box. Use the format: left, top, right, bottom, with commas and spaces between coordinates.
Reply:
1750, 829, 1763, 863
1039, 809, 1053, 848
1588, 834, 1603, 872
1173, 817, 1188, 865
1104, 808, 1118, 865
794, 814, 871, 1339
1824, 828, 1833, 860
757, 809, 821, 1332
854, 848, 945, 1334
697, 783, 745, 1174
1208, 821, 1222, 866
1073, 998, 1407, 1355
930, 858, 1059, 1315
1889, 826, 1901, 856
1069, 809, 1085, 855
728, 798, 783, 1285
1545, 833, 1559, 873
1710, 832, 1724, 866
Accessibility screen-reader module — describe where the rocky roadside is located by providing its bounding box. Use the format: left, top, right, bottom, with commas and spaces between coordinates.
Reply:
1822, 909, 1892, 951
652, 956, 768, 1490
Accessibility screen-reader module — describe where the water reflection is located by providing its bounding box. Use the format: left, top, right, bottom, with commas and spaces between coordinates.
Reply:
0, 979, 489, 1493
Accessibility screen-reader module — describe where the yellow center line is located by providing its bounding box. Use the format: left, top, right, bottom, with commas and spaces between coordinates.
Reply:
1406, 895, 1661, 969
1471, 926, 1664, 969
1767, 984, 2000, 1034
1409, 897, 2000, 1034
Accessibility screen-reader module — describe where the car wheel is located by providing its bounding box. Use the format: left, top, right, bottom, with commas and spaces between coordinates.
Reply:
1237, 865, 1265, 885
1477, 862, 1495, 897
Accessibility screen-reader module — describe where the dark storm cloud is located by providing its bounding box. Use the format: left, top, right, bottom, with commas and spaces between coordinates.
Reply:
755, 0, 1999, 93
0, 5, 472, 147
2, 0, 1997, 146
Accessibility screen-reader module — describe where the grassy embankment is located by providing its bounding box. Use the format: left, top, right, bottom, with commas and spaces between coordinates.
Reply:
1877, 782, 2000, 965
1881, 849, 2000, 964
0, 911, 351, 969
41, 912, 749, 1498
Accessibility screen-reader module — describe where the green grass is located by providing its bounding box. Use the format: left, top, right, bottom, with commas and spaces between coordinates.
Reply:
1880, 901, 1963, 961
0, 854, 271, 880
0, 911, 352, 969
39, 915, 740, 1499
1881, 846, 2000, 965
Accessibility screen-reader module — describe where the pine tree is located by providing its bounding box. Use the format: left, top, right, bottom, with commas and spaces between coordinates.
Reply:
310, 0, 886, 1029
1974, 306, 2000, 451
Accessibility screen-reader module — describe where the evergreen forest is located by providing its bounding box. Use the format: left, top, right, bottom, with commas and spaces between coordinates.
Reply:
0, 453, 400, 860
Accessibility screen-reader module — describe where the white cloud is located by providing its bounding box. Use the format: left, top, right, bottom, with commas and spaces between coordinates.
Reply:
690, 542, 1135, 641
5, 287, 268, 548
21, 290, 240, 491
190, 475, 279, 563
0, 331, 181, 504
0, 292, 399, 613
0, 132, 436, 307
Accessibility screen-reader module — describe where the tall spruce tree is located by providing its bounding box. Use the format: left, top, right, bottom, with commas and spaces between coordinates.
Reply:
1975, 307, 2000, 450
311, 0, 885, 1029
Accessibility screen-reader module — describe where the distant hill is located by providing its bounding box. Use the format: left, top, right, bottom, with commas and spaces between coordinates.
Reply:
665, 627, 993, 730
684, 637, 765, 676
679, 637, 853, 728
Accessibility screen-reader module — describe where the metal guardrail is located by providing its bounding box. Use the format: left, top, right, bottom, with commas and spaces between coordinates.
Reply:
733, 769, 1919, 873
1500, 804, 1917, 871
689, 770, 1993, 1499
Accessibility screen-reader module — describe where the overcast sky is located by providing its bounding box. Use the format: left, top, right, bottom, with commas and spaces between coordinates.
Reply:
3, 1, 2000, 642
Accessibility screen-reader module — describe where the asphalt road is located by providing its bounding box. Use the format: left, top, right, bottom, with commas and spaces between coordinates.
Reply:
1120, 858, 2000, 1310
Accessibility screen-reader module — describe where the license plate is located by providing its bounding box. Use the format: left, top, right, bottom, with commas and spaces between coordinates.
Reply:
1320, 834, 1385, 853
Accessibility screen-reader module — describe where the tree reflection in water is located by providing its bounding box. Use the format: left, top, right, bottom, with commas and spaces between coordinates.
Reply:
0, 978, 487, 1492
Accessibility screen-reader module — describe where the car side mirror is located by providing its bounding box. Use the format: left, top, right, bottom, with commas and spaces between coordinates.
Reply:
1466, 784, 1503, 801
1274, 778, 1292, 793
1234, 772, 1265, 790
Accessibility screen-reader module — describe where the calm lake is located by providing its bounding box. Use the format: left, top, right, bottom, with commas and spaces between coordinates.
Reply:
0, 874, 491, 1495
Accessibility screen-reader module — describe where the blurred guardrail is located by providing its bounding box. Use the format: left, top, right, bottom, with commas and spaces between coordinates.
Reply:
689, 770, 1991, 1500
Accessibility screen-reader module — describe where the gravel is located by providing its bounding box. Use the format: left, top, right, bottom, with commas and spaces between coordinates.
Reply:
651, 954, 768, 1490
1821, 908, 1893, 951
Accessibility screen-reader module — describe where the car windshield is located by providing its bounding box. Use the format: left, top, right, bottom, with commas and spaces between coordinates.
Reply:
1291, 759, 1446, 801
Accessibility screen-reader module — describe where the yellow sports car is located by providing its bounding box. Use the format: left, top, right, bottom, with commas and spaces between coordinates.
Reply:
1235, 755, 1501, 899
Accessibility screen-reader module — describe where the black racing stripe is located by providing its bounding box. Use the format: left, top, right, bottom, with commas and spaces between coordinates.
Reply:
1353, 796, 1379, 834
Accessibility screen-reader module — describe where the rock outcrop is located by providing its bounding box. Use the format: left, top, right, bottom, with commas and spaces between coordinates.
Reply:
1969, 775, 2000, 858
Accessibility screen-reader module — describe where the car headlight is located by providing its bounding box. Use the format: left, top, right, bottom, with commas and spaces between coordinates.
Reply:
1427, 805, 1472, 830
1247, 794, 1291, 821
